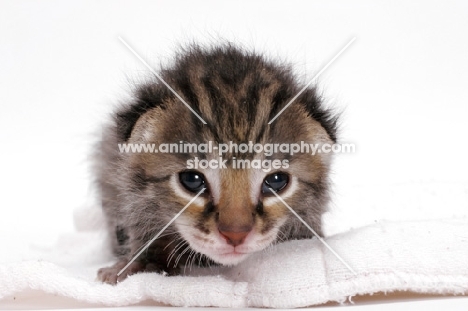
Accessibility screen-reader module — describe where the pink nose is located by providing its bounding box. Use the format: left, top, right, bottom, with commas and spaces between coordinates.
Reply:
219, 230, 249, 246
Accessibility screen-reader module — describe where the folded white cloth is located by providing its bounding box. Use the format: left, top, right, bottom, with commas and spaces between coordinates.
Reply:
1, 216, 467, 308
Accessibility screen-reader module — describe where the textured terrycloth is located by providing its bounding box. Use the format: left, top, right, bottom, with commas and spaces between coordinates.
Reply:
0, 215, 467, 308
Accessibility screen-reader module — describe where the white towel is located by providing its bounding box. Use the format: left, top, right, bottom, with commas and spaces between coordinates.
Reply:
1, 212, 467, 308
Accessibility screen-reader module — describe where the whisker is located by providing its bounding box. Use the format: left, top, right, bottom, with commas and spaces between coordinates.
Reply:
189, 251, 198, 272
175, 245, 192, 267
163, 235, 184, 251
183, 250, 196, 274
197, 252, 204, 267
167, 240, 188, 265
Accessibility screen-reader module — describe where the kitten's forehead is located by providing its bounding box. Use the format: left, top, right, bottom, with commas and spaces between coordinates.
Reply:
132, 104, 327, 147
156, 47, 333, 144
116, 45, 336, 146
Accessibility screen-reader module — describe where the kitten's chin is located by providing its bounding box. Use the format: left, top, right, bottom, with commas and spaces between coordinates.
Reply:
209, 251, 251, 266
186, 240, 254, 266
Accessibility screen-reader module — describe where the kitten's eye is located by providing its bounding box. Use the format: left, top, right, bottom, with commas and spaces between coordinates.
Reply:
179, 171, 206, 193
262, 172, 289, 194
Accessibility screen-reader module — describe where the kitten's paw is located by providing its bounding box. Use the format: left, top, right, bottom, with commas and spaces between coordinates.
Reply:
97, 260, 175, 284
97, 260, 149, 284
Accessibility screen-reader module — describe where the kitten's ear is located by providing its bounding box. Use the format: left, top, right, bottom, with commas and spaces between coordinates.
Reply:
115, 84, 168, 141
300, 89, 339, 143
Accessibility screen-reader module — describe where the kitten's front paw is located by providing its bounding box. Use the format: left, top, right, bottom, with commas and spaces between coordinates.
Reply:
97, 258, 181, 284
97, 260, 148, 284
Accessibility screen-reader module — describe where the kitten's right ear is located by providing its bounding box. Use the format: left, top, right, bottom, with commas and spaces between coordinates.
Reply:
114, 84, 168, 141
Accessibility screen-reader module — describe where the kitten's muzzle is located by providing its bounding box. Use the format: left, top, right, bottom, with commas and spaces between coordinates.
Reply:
215, 203, 255, 247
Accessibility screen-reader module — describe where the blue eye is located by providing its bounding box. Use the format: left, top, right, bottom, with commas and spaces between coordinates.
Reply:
262, 172, 289, 194
179, 171, 206, 193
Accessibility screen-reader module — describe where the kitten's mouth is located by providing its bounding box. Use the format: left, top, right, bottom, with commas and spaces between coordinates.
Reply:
213, 250, 250, 265
220, 250, 247, 255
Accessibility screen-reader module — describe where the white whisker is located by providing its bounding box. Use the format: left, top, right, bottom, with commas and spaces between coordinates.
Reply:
167, 240, 188, 265
175, 245, 192, 267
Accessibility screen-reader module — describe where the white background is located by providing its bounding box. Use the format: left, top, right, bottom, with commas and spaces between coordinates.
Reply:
0, 0, 467, 308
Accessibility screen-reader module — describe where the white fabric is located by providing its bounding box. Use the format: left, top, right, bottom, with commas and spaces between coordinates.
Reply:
1, 214, 467, 308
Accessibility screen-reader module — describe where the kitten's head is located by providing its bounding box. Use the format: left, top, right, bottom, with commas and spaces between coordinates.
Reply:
115, 45, 337, 265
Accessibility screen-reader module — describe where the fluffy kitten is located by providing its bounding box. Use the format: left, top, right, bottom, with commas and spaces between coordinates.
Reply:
96, 44, 337, 284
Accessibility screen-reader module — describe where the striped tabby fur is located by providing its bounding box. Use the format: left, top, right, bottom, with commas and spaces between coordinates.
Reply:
96, 44, 337, 284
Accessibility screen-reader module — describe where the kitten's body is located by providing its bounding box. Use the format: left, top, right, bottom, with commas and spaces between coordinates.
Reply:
96, 44, 337, 283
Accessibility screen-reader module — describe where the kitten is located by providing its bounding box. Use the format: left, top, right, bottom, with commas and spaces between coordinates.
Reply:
96, 44, 337, 284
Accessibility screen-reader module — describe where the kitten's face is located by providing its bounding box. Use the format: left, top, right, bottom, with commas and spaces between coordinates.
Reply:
112, 46, 337, 267
125, 96, 333, 265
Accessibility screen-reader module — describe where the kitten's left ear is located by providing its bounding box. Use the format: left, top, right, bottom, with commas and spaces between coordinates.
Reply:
299, 89, 339, 143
